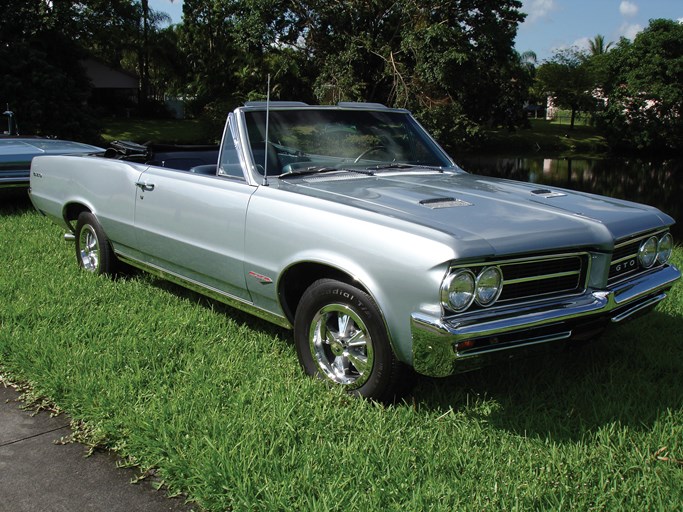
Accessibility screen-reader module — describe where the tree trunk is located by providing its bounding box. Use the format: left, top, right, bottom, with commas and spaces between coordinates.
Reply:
570, 106, 576, 130
140, 0, 150, 112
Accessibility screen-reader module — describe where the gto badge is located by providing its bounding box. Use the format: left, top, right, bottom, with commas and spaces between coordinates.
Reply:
248, 271, 273, 284
614, 258, 638, 275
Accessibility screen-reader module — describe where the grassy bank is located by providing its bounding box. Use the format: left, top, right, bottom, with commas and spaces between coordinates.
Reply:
100, 117, 609, 158
101, 117, 212, 145
1, 195, 682, 510
479, 119, 609, 158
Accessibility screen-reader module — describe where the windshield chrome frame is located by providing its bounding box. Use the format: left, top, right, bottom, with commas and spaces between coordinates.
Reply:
232, 104, 459, 185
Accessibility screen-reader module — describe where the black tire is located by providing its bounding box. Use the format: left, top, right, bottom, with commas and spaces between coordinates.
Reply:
74, 212, 118, 275
294, 279, 409, 402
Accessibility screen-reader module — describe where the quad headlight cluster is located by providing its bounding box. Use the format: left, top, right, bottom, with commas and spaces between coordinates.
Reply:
441, 266, 503, 313
639, 233, 674, 269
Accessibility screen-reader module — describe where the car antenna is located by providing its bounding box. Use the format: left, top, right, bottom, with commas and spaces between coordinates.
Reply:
262, 74, 271, 186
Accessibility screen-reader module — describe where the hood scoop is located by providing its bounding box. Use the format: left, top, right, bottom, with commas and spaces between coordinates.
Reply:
531, 189, 567, 198
419, 197, 473, 209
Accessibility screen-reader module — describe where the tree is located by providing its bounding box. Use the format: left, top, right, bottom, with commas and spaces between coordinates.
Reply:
588, 34, 613, 56
1, 0, 181, 129
191, 0, 528, 150
519, 50, 538, 72
535, 48, 595, 129
0, 0, 99, 139
597, 19, 683, 153
82, 1, 174, 113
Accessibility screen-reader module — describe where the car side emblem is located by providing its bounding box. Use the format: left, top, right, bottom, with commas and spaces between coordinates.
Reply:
248, 271, 273, 284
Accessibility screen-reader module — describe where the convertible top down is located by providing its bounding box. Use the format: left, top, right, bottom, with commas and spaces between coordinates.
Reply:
29, 102, 680, 401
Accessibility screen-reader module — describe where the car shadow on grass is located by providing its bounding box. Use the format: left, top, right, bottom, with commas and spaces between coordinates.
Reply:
142, 274, 292, 341
411, 309, 683, 441
138, 266, 683, 441
122, 271, 683, 437
0, 189, 32, 215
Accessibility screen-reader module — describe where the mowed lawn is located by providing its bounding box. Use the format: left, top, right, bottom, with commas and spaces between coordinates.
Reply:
1, 191, 682, 510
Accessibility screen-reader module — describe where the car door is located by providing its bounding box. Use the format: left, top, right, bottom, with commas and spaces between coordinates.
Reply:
132, 167, 256, 301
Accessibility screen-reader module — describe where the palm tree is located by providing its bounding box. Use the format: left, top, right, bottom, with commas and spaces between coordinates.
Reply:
588, 34, 613, 56
518, 50, 538, 72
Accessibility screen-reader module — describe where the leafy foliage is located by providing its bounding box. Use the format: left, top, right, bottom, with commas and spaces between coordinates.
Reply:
536, 48, 597, 130
0, 0, 180, 139
179, 0, 313, 114
0, 40, 100, 141
588, 34, 613, 56
4, 1, 680, 154
596, 19, 683, 153
179, 0, 528, 149
0, 1, 99, 139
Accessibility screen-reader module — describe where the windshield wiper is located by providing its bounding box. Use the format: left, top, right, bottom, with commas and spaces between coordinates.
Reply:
279, 166, 375, 178
371, 163, 445, 172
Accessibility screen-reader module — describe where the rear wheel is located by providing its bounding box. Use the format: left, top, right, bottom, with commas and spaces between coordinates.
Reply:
294, 279, 409, 402
74, 212, 117, 275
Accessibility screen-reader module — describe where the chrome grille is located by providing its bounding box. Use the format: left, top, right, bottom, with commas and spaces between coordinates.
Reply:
499, 273, 583, 301
452, 253, 588, 309
608, 230, 667, 284
498, 255, 586, 302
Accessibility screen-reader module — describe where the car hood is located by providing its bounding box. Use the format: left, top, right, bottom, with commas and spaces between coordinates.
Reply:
282, 170, 675, 257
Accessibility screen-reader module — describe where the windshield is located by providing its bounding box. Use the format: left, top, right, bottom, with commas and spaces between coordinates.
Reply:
244, 109, 453, 176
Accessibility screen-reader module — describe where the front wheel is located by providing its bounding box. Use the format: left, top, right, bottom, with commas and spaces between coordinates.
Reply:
294, 279, 409, 402
74, 212, 118, 275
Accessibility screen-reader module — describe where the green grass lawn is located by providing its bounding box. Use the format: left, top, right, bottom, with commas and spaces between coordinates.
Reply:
101, 117, 215, 145
482, 119, 609, 158
1, 193, 682, 510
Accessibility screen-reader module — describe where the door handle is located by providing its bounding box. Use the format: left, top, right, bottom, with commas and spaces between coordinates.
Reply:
135, 181, 155, 191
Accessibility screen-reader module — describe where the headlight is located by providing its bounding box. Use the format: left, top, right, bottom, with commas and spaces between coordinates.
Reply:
441, 270, 475, 312
657, 233, 673, 264
475, 266, 503, 306
638, 236, 658, 268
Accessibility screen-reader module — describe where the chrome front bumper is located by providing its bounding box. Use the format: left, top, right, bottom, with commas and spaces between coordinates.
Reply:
411, 264, 681, 377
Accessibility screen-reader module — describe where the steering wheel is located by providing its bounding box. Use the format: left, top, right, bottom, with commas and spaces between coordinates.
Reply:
353, 145, 396, 164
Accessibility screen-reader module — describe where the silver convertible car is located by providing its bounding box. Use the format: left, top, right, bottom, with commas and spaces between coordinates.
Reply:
29, 102, 680, 401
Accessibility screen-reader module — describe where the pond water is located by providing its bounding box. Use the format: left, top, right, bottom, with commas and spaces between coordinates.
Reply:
454, 155, 683, 240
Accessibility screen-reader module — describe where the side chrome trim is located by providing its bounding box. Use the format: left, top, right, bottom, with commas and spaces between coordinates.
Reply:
116, 251, 292, 330
0, 181, 29, 188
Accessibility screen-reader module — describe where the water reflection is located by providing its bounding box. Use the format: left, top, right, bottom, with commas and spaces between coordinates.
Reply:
455, 156, 683, 239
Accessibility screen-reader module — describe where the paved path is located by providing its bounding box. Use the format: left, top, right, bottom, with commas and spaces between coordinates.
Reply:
0, 385, 194, 512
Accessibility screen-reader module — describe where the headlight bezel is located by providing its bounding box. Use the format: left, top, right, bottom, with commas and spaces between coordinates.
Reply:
440, 269, 476, 312
441, 266, 503, 313
474, 266, 504, 307
638, 236, 658, 269
657, 233, 673, 264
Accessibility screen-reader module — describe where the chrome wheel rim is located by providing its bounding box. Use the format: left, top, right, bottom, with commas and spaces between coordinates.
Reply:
308, 304, 374, 388
78, 225, 100, 272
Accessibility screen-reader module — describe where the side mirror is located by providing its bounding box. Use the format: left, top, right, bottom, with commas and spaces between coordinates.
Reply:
3, 110, 19, 136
